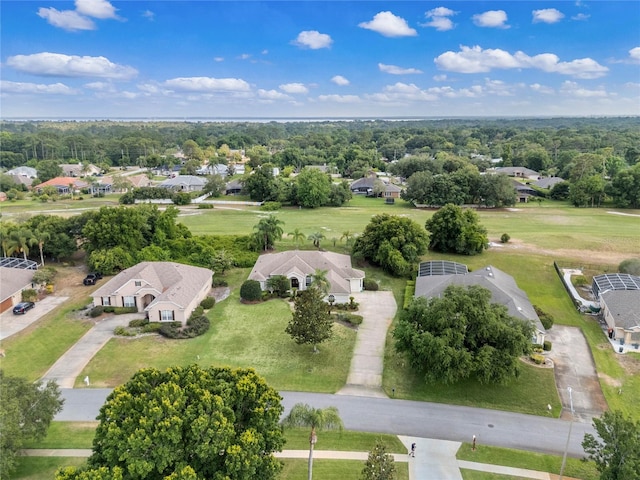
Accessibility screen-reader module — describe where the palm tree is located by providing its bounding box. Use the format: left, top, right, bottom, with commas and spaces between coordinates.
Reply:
281, 403, 343, 480
340, 230, 354, 245
288, 228, 305, 248
7, 229, 34, 260
311, 269, 330, 296
32, 229, 50, 266
253, 215, 284, 251
307, 231, 325, 249
0, 223, 14, 257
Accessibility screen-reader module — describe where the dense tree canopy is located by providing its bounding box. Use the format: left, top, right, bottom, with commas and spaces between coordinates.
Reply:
582, 410, 640, 480
295, 168, 332, 208
393, 285, 534, 385
425, 204, 488, 255
57, 366, 285, 480
286, 287, 333, 352
1, 372, 63, 479
352, 214, 429, 277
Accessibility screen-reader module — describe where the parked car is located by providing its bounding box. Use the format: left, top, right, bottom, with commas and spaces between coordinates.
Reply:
13, 301, 35, 314
83, 272, 103, 286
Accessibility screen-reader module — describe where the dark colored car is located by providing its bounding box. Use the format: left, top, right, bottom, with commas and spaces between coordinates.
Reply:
83, 272, 103, 286
13, 301, 35, 314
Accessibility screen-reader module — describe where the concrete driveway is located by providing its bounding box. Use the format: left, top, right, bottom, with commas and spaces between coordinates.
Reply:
546, 325, 607, 420
0, 295, 69, 340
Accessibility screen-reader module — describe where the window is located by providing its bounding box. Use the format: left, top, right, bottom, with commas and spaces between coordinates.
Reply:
160, 310, 174, 321
102, 297, 111, 306
291, 278, 299, 289
305, 276, 312, 287
135, 281, 142, 287
123, 296, 136, 308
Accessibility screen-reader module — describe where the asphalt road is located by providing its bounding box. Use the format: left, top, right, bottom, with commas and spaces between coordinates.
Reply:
57, 389, 595, 458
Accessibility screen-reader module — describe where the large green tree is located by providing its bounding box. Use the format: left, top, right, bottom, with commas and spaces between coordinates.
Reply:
607, 163, 640, 209
425, 204, 488, 255
361, 441, 397, 480
352, 214, 429, 277
1, 372, 63, 479
393, 285, 534, 385
285, 287, 332, 353
295, 168, 331, 208
57, 365, 284, 480
281, 403, 343, 480
582, 410, 640, 480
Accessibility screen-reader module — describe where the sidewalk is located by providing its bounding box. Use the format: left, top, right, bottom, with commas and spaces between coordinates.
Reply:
21, 446, 572, 480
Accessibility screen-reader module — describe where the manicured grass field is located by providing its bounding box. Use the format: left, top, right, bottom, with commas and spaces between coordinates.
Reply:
11, 457, 87, 480
457, 442, 599, 480
284, 428, 406, 453
280, 459, 409, 480
77, 287, 356, 392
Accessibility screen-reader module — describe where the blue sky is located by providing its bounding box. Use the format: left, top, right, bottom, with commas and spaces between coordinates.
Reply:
1, 1, 639, 119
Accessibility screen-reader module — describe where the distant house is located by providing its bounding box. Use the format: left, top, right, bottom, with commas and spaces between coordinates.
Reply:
493, 167, 540, 180
35, 177, 89, 194
91, 262, 213, 325
89, 177, 113, 195
59, 163, 101, 177
383, 183, 402, 199
513, 180, 537, 203
159, 175, 206, 191
225, 180, 243, 195
414, 262, 546, 344
6, 166, 37, 178
0, 266, 35, 314
124, 174, 152, 189
593, 273, 640, 348
248, 250, 365, 303
7, 174, 33, 188
350, 176, 377, 195
197, 164, 229, 177
534, 177, 565, 189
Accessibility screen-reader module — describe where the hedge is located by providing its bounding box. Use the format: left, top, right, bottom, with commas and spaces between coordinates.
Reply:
200, 297, 215, 309
240, 280, 262, 302
403, 280, 416, 309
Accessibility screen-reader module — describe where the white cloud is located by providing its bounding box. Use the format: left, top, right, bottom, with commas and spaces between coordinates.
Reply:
163, 77, 251, 92
0, 80, 76, 94
257, 89, 293, 101
292, 30, 333, 49
331, 75, 350, 86
378, 63, 422, 75
142, 10, 154, 20
261, 50, 269, 55
433, 74, 448, 81
561, 81, 607, 98
358, 11, 417, 37
473, 10, 509, 29
629, 47, 640, 64
434, 45, 608, 78
529, 83, 555, 94
317, 94, 361, 103
6, 52, 138, 80
37, 7, 95, 31
421, 7, 457, 31
75, 0, 119, 19
279, 83, 308, 94
213, 57, 224, 62
532, 8, 564, 24
374, 82, 438, 101
571, 13, 590, 21
84, 81, 115, 92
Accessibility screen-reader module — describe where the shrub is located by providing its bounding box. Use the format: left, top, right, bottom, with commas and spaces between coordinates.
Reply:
337, 313, 363, 327
534, 306, 555, 330
212, 277, 228, 287
129, 318, 149, 328
113, 306, 138, 314
191, 305, 205, 318
572, 275, 588, 287
103, 306, 115, 313
90, 306, 105, 318
142, 322, 163, 333
261, 201, 281, 211
200, 297, 215, 309
114, 326, 136, 337
543, 340, 552, 351
529, 353, 545, 365
500, 233, 511, 243
185, 315, 210, 337
403, 281, 416, 309
21, 289, 37, 302
158, 322, 183, 339
363, 278, 379, 291
197, 203, 214, 209
240, 280, 262, 302
173, 192, 191, 205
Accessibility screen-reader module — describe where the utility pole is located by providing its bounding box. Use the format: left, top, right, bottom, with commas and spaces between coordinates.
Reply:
559, 386, 574, 480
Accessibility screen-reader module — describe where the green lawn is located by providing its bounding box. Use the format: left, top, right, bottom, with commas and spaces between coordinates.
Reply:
457, 442, 599, 480
22, 422, 97, 449
77, 288, 356, 391
283, 428, 406, 453
280, 459, 409, 480
10, 457, 87, 480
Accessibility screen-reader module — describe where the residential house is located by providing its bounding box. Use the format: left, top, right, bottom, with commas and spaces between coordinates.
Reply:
0, 266, 35, 313
127, 174, 152, 189
493, 167, 541, 180
225, 180, 243, 195
383, 183, 402, 199
350, 176, 377, 195
6, 166, 37, 178
7, 174, 33, 188
159, 175, 206, 191
513, 180, 537, 203
59, 163, 101, 177
35, 177, 89, 194
91, 261, 213, 325
248, 250, 365, 303
414, 262, 546, 344
593, 273, 640, 348
534, 177, 565, 189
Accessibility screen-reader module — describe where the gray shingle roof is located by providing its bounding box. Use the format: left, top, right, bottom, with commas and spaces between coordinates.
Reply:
0, 267, 35, 301
159, 175, 206, 188
248, 250, 364, 295
92, 262, 212, 310
414, 265, 545, 333
602, 290, 640, 330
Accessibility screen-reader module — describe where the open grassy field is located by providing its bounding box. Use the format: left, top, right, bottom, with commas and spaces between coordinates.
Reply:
280, 459, 409, 480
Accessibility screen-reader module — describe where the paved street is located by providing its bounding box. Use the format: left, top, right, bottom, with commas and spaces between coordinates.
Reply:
57, 389, 594, 458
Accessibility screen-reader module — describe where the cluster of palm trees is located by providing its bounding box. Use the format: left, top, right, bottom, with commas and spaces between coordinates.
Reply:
0, 224, 49, 266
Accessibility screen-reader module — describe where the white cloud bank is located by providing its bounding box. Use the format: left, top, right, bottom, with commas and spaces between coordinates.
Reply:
331, 75, 350, 86
532, 9, 564, 24
279, 83, 309, 94
37, 0, 120, 31
378, 63, 422, 75
0, 80, 76, 95
163, 77, 251, 92
292, 31, 333, 49
359, 11, 417, 37
435, 45, 608, 79
473, 10, 509, 29
6, 52, 138, 80
421, 7, 457, 31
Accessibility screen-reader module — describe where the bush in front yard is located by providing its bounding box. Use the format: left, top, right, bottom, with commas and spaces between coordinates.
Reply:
363, 278, 379, 291
21, 289, 37, 302
534, 305, 554, 330
543, 340, 552, 351
142, 322, 163, 333
129, 318, 149, 328
240, 280, 262, 302
90, 306, 104, 318
529, 353, 545, 365
200, 297, 215, 309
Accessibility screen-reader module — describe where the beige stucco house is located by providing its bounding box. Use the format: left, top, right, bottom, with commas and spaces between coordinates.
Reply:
248, 250, 364, 303
92, 262, 213, 325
